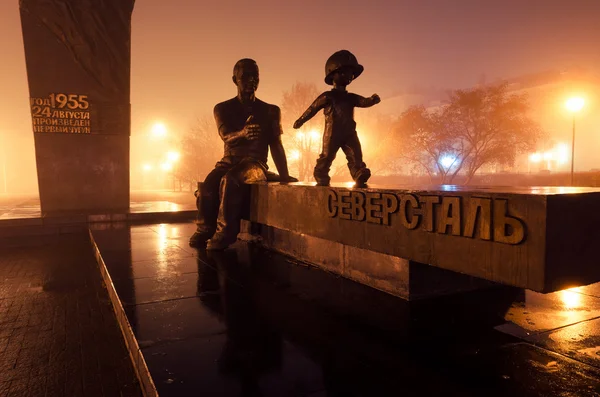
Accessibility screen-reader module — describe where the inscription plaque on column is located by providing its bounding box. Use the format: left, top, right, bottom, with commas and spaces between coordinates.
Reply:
30, 93, 91, 134
19, 0, 135, 213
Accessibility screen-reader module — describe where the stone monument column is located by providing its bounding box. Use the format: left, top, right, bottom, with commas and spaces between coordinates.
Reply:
19, 0, 135, 214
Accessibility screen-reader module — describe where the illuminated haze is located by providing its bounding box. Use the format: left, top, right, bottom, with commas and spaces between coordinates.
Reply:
1, 0, 599, 193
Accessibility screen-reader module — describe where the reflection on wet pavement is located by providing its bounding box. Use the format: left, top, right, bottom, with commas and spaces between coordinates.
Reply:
91, 223, 600, 397
499, 288, 600, 338
128, 201, 195, 213
0, 192, 196, 221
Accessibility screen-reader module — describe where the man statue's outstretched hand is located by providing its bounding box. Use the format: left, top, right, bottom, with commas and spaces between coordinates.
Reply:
293, 119, 303, 129
242, 115, 261, 140
371, 94, 381, 104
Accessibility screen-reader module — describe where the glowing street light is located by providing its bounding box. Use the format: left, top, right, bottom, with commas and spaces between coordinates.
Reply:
565, 97, 585, 185
556, 143, 569, 165
440, 155, 457, 169
142, 163, 153, 172
528, 152, 542, 173
543, 151, 554, 169
529, 153, 542, 163
166, 151, 180, 162
289, 149, 300, 162
161, 162, 173, 172
566, 97, 585, 113
151, 122, 167, 138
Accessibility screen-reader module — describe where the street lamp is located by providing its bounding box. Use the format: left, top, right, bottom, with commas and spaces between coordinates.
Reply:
289, 149, 300, 162
151, 122, 167, 138
543, 151, 554, 170
166, 151, 180, 162
556, 143, 569, 165
528, 152, 542, 174
565, 97, 584, 185
165, 151, 180, 191
309, 129, 320, 141
440, 155, 457, 170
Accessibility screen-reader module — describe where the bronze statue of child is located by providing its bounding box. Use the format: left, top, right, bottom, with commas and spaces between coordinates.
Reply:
293, 50, 380, 186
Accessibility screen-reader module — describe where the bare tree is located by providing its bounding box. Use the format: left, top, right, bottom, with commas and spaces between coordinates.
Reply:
330, 109, 401, 181
394, 106, 460, 183
281, 82, 322, 181
394, 83, 543, 185
176, 115, 222, 190
446, 84, 542, 184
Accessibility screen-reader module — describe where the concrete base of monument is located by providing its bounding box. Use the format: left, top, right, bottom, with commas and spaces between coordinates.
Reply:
240, 220, 502, 301
242, 183, 600, 293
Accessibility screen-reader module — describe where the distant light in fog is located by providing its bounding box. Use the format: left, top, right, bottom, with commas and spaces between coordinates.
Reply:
529, 153, 542, 163
296, 131, 305, 140
556, 143, 569, 164
161, 162, 172, 171
309, 130, 320, 141
289, 150, 300, 161
166, 151, 180, 162
142, 163, 152, 172
565, 97, 585, 113
543, 151, 553, 161
151, 122, 167, 138
440, 155, 457, 169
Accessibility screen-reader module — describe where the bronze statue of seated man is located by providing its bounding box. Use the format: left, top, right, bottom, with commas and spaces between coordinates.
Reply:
189, 58, 296, 250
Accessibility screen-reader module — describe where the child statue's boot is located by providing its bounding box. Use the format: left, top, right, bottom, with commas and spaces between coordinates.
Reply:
313, 168, 331, 186
354, 168, 371, 187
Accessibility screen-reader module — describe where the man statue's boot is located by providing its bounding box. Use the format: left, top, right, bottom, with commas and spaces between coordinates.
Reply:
189, 228, 214, 247
206, 178, 246, 251
189, 186, 218, 247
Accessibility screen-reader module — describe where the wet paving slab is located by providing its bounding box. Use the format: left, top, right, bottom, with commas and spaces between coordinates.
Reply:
497, 288, 600, 338
91, 222, 600, 397
526, 316, 600, 369
0, 233, 141, 396
0, 191, 196, 224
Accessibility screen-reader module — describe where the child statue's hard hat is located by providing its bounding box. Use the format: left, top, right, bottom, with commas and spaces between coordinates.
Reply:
324, 50, 364, 85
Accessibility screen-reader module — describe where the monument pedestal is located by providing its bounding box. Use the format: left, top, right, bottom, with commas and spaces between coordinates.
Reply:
19, 0, 135, 214
233, 183, 600, 295
240, 220, 499, 301
34, 134, 129, 213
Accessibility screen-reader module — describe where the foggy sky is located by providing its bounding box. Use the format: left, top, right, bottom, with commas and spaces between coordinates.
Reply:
1, 0, 599, 191
129, 0, 600, 134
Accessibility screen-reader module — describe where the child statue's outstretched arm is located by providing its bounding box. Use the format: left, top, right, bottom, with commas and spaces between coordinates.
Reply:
352, 93, 381, 108
293, 93, 328, 129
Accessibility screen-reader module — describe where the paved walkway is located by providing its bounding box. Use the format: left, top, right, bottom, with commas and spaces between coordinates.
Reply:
92, 222, 600, 397
0, 190, 196, 220
0, 233, 141, 397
